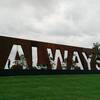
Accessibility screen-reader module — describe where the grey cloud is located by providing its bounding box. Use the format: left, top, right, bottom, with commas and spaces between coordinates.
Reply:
0, 0, 100, 48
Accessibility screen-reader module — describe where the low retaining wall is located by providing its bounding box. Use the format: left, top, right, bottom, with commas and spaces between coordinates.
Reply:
0, 69, 100, 76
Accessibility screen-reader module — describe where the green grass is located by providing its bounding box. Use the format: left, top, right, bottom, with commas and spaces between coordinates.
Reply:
0, 75, 100, 100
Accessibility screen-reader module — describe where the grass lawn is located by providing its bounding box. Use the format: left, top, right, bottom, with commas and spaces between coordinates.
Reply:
0, 74, 100, 100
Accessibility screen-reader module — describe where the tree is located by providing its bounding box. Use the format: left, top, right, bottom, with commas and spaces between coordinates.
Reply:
92, 42, 100, 60
19, 55, 28, 69
71, 54, 81, 70
11, 54, 28, 70
48, 53, 55, 69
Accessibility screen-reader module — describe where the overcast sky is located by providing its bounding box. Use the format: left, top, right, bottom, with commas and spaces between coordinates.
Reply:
0, 0, 100, 48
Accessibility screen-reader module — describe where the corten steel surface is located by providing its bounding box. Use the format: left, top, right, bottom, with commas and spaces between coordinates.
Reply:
0, 36, 96, 70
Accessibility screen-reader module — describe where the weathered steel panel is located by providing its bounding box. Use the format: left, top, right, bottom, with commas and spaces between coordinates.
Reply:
0, 36, 96, 71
